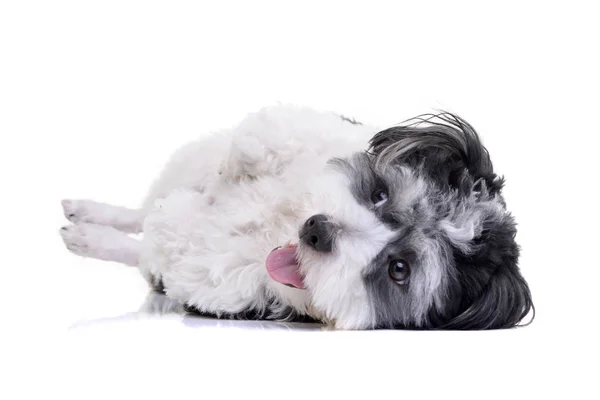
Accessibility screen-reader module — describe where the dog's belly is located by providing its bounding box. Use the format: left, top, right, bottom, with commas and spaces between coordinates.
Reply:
139, 177, 310, 315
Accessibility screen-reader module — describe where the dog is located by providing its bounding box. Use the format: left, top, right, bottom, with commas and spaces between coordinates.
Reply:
60, 104, 534, 330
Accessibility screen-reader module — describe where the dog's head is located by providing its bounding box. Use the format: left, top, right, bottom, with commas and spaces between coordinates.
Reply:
266, 113, 533, 329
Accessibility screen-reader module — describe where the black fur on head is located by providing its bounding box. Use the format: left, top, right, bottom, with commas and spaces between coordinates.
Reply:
368, 112, 534, 330
430, 213, 535, 330
370, 112, 505, 197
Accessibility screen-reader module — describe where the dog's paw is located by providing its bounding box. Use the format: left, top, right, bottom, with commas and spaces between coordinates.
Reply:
59, 223, 101, 258
59, 223, 118, 258
61, 199, 91, 223
60, 223, 139, 265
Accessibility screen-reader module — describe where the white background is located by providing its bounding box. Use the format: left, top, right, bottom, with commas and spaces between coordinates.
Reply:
1, 1, 599, 399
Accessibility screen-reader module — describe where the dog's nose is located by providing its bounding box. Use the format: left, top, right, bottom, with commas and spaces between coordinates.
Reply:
300, 214, 333, 252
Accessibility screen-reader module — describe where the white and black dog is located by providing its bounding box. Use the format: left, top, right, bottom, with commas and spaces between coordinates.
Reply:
60, 105, 533, 330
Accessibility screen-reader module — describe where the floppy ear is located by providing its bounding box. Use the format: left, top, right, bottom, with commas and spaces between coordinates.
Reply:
369, 112, 504, 195
438, 265, 534, 330
434, 215, 535, 330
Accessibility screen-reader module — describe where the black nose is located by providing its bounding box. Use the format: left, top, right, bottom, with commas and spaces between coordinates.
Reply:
300, 214, 333, 252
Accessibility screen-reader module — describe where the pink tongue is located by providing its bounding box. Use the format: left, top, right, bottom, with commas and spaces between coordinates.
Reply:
265, 246, 305, 289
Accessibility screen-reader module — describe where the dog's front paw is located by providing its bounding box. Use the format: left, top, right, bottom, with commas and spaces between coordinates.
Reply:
59, 223, 139, 265
59, 223, 104, 258
61, 199, 90, 223
59, 223, 117, 260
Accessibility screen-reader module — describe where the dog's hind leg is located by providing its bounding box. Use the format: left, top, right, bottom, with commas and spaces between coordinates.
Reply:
60, 223, 140, 266
61, 199, 145, 233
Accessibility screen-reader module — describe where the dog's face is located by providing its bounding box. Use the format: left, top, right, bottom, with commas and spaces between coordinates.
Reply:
267, 113, 533, 330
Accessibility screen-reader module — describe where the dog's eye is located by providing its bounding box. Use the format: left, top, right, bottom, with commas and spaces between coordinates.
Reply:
371, 189, 388, 208
389, 259, 410, 284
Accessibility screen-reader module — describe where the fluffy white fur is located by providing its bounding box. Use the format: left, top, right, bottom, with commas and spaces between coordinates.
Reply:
62, 105, 383, 328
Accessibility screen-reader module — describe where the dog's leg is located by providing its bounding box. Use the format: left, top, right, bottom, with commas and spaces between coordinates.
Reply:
219, 105, 367, 182
60, 223, 140, 266
219, 108, 293, 181
61, 199, 145, 233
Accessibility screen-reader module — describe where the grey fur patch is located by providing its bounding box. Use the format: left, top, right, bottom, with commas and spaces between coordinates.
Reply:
330, 152, 451, 327
150, 275, 166, 293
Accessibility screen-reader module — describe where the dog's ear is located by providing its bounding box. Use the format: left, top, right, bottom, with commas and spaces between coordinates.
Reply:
438, 266, 534, 330
433, 215, 535, 330
369, 112, 504, 195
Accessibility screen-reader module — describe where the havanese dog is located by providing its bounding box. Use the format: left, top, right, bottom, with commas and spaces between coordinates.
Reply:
60, 105, 534, 330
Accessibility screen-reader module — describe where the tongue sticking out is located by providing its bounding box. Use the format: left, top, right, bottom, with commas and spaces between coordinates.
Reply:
265, 244, 305, 289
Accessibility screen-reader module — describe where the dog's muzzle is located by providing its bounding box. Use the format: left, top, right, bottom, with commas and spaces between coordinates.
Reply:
300, 214, 333, 252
